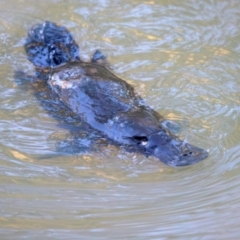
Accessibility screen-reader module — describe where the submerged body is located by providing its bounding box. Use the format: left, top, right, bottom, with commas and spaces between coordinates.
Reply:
24, 21, 208, 167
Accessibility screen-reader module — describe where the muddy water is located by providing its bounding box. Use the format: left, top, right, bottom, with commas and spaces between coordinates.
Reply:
0, 0, 240, 239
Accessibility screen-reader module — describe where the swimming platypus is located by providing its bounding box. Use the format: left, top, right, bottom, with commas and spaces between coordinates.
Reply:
24, 21, 208, 167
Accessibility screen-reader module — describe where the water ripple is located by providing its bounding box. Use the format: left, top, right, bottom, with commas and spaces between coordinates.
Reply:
0, 1, 240, 239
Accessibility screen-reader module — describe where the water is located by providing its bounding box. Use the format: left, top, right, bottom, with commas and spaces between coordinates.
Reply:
0, 0, 240, 239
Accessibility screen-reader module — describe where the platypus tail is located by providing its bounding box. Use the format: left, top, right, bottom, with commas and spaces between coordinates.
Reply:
24, 21, 80, 68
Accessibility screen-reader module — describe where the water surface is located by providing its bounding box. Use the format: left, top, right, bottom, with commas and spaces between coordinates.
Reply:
0, 0, 240, 239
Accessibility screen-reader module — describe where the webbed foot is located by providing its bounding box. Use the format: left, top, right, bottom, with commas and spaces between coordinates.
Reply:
91, 49, 108, 66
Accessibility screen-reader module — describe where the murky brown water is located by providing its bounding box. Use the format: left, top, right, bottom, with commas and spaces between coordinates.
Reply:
0, 0, 240, 239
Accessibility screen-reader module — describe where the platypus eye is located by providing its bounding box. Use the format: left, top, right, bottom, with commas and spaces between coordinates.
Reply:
132, 136, 148, 145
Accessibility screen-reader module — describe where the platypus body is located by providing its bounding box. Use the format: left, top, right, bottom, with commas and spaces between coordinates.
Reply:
24, 21, 208, 167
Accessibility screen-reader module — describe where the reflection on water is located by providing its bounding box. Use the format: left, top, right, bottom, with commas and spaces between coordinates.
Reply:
0, 0, 240, 239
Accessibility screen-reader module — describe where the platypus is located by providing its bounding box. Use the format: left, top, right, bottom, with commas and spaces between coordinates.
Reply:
24, 21, 208, 167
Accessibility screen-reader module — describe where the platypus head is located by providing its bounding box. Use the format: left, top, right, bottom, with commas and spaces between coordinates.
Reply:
135, 130, 208, 167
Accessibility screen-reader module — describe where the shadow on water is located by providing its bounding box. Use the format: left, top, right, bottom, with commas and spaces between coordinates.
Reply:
14, 70, 115, 158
